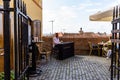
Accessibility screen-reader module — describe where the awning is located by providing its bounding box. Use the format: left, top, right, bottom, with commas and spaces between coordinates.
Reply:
89, 8, 113, 21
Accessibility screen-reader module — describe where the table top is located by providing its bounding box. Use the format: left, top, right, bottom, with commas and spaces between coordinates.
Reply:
32, 40, 44, 43
58, 42, 74, 45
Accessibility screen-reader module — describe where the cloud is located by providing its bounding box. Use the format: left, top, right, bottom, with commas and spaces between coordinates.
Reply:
43, 0, 115, 34
43, 5, 78, 21
86, 9, 100, 13
77, 1, 102, 10
59, 6, 77, 19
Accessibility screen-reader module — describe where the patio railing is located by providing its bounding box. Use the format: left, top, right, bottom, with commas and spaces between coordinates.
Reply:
111, 5, 120, 80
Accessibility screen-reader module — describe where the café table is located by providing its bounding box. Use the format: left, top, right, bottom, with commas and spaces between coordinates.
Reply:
29, 40, 44, 76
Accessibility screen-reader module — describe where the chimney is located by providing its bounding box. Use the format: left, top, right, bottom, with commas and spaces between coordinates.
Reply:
79, 27, 84, 34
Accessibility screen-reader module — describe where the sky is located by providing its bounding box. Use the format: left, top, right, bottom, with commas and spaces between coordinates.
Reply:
43, 0, 120, 34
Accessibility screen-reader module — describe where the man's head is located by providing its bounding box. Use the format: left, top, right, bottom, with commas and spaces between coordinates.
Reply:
55, 33, 59, 37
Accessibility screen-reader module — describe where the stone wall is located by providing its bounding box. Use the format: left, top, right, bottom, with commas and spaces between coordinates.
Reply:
42, 36, 109, 55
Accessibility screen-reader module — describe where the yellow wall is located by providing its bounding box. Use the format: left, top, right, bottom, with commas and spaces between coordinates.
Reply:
0, 0, 42, 24
24, 0, 43, 38
13, 0, 43, 37
11, 0, 42, 21
0, 0, 43, 44
23, 0, 42, 21
0, 0, 42, 72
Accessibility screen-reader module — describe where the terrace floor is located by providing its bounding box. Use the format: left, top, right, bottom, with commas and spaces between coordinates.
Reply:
29, 55, 111, 80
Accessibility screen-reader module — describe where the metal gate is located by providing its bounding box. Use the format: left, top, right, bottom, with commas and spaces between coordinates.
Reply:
0, 0, 31, 80
111, 5, 120, 80
14, 0, 30, 79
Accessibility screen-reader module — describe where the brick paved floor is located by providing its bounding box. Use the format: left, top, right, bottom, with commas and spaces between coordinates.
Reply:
29, 55, 111, 80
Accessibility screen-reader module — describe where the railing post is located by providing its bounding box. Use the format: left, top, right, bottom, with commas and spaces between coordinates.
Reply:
3, 0, 11, 80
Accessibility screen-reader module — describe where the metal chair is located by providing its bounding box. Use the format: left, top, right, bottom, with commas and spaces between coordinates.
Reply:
88, 42, 100, 56
102, 44, 112, 57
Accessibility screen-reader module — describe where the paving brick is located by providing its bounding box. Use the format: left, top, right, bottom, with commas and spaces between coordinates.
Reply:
29, 55, 111, 80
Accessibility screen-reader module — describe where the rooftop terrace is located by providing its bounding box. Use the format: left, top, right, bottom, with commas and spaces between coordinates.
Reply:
30, 55, 111, 80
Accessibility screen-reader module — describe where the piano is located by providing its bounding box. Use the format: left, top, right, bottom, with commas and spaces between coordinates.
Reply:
55, 42, 74, 60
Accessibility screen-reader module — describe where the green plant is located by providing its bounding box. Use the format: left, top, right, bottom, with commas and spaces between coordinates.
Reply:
0, 70, 27, 80
0, 71, 14, 80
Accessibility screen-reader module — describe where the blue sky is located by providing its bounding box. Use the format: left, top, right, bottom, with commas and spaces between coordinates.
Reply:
43, 0, 120, 34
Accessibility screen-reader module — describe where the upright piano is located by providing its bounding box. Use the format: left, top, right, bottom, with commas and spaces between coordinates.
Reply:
55, 42, 74, 60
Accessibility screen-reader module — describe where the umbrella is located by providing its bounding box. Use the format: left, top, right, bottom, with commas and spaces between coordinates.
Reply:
89, 8, 113, 21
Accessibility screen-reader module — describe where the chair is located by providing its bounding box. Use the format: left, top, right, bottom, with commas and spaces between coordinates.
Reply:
88, 42, 100, 56
102, 46, 108, 57
39, 50, 51, 61
37, 45, 51, 61
102, 44, 112, 57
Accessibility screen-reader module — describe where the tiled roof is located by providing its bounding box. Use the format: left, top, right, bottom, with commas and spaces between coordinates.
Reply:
62, 32, 108, 38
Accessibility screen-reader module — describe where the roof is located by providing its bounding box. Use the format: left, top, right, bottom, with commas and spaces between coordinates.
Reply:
62, 32, 108, 38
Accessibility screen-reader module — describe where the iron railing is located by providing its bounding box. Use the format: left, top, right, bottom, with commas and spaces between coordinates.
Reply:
0, 0, 32, 80
14, 0, 30, 79
111, 5, 120, 80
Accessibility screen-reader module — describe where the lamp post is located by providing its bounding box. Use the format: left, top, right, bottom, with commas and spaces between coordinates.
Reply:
49, 20, 54, 35
3, 0, 11, 79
